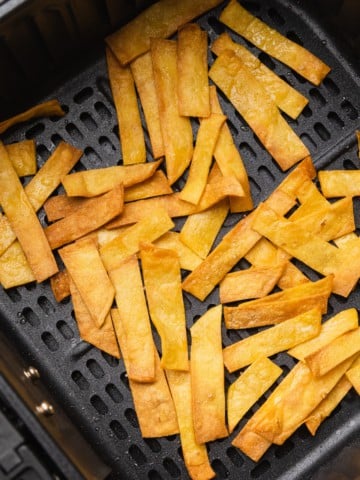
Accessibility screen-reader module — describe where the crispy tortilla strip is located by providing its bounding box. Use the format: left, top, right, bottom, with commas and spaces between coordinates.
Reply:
110, 255, 155, 382
166, 369, 215, 480
319, 170, 360, 197
180, 198, 229, 259
291, 178, 329, 218
227, 358, 282, 433
288, 308, 359, 361
304, 327, 360, 377
59, 238, 115, 328
151, 39, 193, 184
191, 305, 228, 443
124, 170, 172, 202
106, 0, 223, 65
100, 207, 174, 270
209, 50, 309, 171
179, 113, 226, 204
130, 52, 164, 158
177, 23, 210, 117
106, 48, 146, 165
224, 308, 321, 372
211, 33, 308, 119
44, 195, 85, 222
346, 362, 360, 395
0, 142, 58, 282
209, 86, 252, 212
140, 243, 188, 371
50, 269, 70, 303
232, 425, 271, 462
0, 99, 65, 134
6, 140, 36, 176
219, 0, 330, 85
0, 241, 35, 288
220, 263, 286, 303
154, 232, 203, 271
224, 276, 332, 329
62, 159, 161, 197
45, 185, 124, 249
70, 280, 120, 358
111, 308, 179, 437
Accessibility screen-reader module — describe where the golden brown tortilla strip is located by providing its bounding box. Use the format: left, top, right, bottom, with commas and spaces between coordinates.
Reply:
0, 241, 35, 289
209, 50, 309, 171
177, 23, 210, 117
130, 52, 165, 159
50, 269, 70, 303
0, 142, 58, 282
346, 362, 360, 395
154, 232, 203, 271
0, 99, 65, 134
232, 426, 271, 462
6, 139, 36, 176
45, 185, 124, 249
319, 170, 360, 198
111, 308, 179, 437
219, 0, 330, 85
211, 33, 308, 119
106, 48, 146, 165
191, 305, 228, 443
151, 39, 193, 184
106, 0, 223, 65
124, 170, 173, 202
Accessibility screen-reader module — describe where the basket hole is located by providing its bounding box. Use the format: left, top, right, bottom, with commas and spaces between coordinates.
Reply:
327, 111, 344, 129
323, 77, 340, 95
80, 112, 98, 131
300, 133, 317, 149
65, 122, 83, 141
309, 88, 326, 106
94, 101, 112, 120
239, 142, 257, 160
343, 159, 357, 170
226, 446, 244, 467
5, 289, 22, 303
341, 100, 358, 120
51, 133, 63, 146
71, 370, 89, 391
84, 146, 101, 166
242, 2, 260, 12
97, 76, 113, 105
22, 307, 40, 327
163, 457, 181, 478
292, 71, 306, 84
148, 470, 164, 480
37, 144, 50, 161
110, 420, 128, 440
41, 331, 59, 352
144, 438, 161, 453
274, 439, 294, 458
258, 52, 276, 70
125, 407, 139, 429
212, 458, 229, 478
251, 460, 270, 478
129, 444, 147, 465
56, 320, 74, 339
90, 395, 108, 415
258, 165, 275, 182
314, 122, 330, 141
268, 8, 285, 25
38, 295, 55, 315
25, 123, 45, 139
302, 105, 312, 118
101, 351, 119, 367
99, 136, 116, 154
105, 383, 123, 403
286, 31, 303, 46
86, 359, 105, 379
74, 87, 93, 104
207, 15, 226, 35
248, 176, 261, 194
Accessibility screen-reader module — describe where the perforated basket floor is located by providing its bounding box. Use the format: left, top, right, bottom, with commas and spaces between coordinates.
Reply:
1, 1, 360, 479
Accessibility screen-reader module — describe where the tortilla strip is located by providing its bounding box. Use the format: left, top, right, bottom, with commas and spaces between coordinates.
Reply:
0, 241, 35, 289
62, 159, 161, 197
224, 308, 321, 372
232, 426, 271, 462
209, 51, 309, 171
111, 308, 179, 437
319, 170, 360, 197
6, 139, 36, 176
288, 308, 359, 361
106, 48, 146, 165
45, 185, 124, 249
191, 305, 228, 443
50, 269, 70, 303
0, 142, 58, 282
346, 363, 360, 395
124, 171, 173, 202
109, 255, 155, 382
211, 33, 308, 119
106, 0, 223, 65
219, 0, 330, 86
130, 52, 164, 159
227, 358, 282, 433
59, 238, 115, 328
70, 280, 120, 358
154, 232, 203, 271
151, 39, 193, 184
140, 243, 188, 371
166, 369, 215, 480
177, 23, 210, 117
179, 113, 226, 204
0, 99, 65, 134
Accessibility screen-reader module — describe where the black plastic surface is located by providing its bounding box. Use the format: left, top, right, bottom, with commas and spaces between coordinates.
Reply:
0, 1, 359, 480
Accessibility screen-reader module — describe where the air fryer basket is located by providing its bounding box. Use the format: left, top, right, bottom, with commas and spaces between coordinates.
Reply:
0, 1, 359, 479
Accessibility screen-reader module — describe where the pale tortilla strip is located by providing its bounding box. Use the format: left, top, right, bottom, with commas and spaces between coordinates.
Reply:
319, 170, 360, 197
140, 243, 188, 371
70, 279, 120, 358
0, 142, 58, 282
166, 369, 215, 480
6, 139, 36, 176
0, 241, 35, 288
177, 23, 210, 117
130, 52, 164, 159
106, 48, 145, 165
346, 362, 360, 395
45, 185, 124, 249
151, 39, 193, 184
179, 113, 226, 204
154, 231, 203, 271
109, 255, 155, 382
50, 269, 70, 303
0, 99, 65, 134
219, 0, 330, 85
191, 305, 228, 443
62, 159, 161, 197
105, 0, 223, 65
288, 308, 359, 361
59, 238, 115, 328
227, 358, 282, 433
209, 50, 309, 171
224, 308, 321, 372
111, 308, 179, 438
211, 33, 308, 119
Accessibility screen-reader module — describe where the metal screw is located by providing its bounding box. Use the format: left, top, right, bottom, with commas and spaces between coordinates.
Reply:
23, 366, 40, 381
36, 401, 55, 416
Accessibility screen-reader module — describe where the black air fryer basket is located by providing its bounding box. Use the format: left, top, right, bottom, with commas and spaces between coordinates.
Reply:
0, 1, 359, 479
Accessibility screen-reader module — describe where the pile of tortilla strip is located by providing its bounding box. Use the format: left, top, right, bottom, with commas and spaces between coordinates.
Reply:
0, 0, 360, 478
